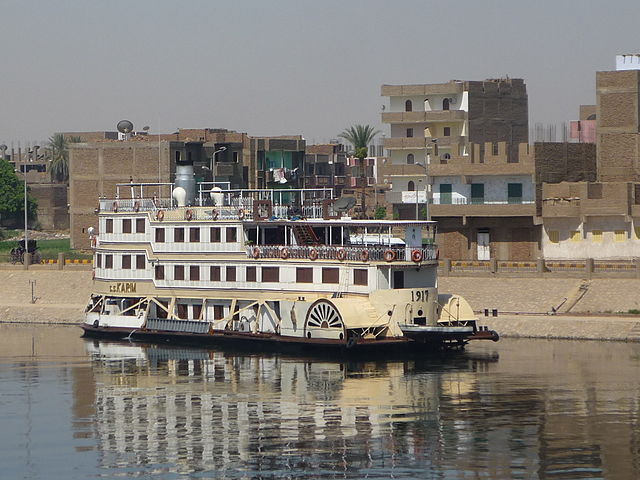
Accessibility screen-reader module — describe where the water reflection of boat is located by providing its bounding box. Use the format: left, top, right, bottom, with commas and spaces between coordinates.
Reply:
82, 176, 498, 353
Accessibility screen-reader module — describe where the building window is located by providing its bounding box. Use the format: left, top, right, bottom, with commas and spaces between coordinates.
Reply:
570, 231, 581, 242
549, 231, 559, 244
443, 127, 451, 137
96, 254, 102, 268
507, 183, 523, 204
233, 151, 239, 163
211, 227, 221, 243
296, 267, 313, 283
592, 230, 603, 243
226, 266, 236, 282
322, 268, 339, 284
136, 254, 145, 269
262, 267, 279, 282
470, 184, 484, 205
105, 254, 113, 269
354, 269, 368, 286
406, 128, 413, 138
615, 230, 626, 242
439, 184, 452, 205
122, 255, 131, 269
155, 265, 165, 280
174, 227, 185, 243
174, 265, 185, 280
190, 227, 200, 243
214, 305, 224, 320
210, 266, 221, 281
106, 219, 113, 234
122, 219, 132, 234
408, 181, 415, 191
406, 153, 414, 164
226, 227, 237, 243
246, 266, 256, 282
492, 142, 499, 155
155, 228, 165, 243
190, 265, 200, 281
405, 100, 412, 112
136, 218, 145, 234
442, 98, 450, 110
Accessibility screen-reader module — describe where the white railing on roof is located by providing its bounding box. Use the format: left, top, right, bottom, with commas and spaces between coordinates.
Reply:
247, 244, 439, 263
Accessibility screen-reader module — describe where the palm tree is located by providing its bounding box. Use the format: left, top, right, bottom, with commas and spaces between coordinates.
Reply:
338, 124, 380, 152
48, 133, 81, 183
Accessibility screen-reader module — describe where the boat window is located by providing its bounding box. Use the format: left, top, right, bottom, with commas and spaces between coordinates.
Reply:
105, 254, 113, 269
246, 266, 256, 282
122, 219, 132, 234
174, 265, 184, 280
226, 227, 237, 243
210, 266, 221, 281
322, 267, 339, 284
354, 269, 368, 286
190, 265, 200, 281
190, 227, 200, 243
155, 265, 164, 280
226, 266, 236, 282
177, 304, 188, 319
136, 255, 145, 269
192, 304, 202, 320
155, 228, 165, 243
262, 267, 279, 282
136, 218, 145, 234
156, 300, 168, 318
211, 227, 221, 243
393, 270, 404, 289
105, 219, 113, 234
296, 267, 313, 283
214, 305, 224, 320
122, 255, 131, 270
174, 227, 185, 243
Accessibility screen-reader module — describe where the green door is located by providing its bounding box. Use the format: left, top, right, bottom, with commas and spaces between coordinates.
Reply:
508, 183, 523, 204
440, 184, 452, 204
470, 183, 484, 204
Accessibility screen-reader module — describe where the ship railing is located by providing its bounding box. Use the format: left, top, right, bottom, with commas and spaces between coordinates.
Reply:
247, 244, 439, 262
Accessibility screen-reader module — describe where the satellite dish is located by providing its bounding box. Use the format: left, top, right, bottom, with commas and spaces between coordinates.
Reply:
142, 126, 150, 131
117, 120, 134, 134
333, 197, 357, 212
0, 144, 7, 151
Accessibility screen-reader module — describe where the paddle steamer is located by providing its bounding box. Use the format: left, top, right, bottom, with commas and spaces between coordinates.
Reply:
82, 162, 498, 352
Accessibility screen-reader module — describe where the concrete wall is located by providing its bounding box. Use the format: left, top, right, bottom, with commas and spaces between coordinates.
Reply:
29, 183, 69, 230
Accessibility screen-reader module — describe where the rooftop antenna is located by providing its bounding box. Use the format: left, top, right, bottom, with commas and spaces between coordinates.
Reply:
117, 120, 134, 141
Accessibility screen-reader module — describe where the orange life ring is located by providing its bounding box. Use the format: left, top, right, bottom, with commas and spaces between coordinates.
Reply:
411, 249, 423, 263
360, 249, 369, 262
252, 246, 261, 259
309, 248, 318, 261
112, 201, 119, 212
383, 249, 396, 262
157, 210, 165, 221
134, 201, 141, 212
238, 209, 245, 220
280, 247, 290, 260
185, 209, 193, 221
336, 248, 347, 261
212, 209, 218, 220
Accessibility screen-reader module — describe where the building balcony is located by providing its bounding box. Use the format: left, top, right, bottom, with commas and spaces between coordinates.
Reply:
381, 82, 463, 97
384, 136, 465, 149
429, 200, 536, 217
382, 110, 466, 124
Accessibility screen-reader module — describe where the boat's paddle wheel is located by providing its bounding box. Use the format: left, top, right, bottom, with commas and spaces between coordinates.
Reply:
304, 299, 345, 340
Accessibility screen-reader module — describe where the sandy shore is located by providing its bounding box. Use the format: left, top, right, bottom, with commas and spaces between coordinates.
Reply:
1, 268, 639, 341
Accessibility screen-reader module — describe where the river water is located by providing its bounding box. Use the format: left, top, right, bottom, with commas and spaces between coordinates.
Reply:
1, 324, 639, 480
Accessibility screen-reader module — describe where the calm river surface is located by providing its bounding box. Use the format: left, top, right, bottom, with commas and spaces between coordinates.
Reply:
1, 324, 639, 480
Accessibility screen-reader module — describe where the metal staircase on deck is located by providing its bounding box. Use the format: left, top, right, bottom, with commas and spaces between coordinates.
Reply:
292, 225, 320, 245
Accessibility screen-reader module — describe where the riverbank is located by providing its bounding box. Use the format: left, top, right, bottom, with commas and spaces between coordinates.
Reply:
1, 269, 639, 341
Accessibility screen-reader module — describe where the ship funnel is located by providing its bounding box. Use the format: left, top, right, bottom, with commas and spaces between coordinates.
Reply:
174, 150, 196, 205
210, 187, 224, 206
172, 186, 187, 207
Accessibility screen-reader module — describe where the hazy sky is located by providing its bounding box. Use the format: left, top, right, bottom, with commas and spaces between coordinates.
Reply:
1, 0, 638, 146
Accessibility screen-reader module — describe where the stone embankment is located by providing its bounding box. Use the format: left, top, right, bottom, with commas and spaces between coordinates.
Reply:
1, 267, 640, 341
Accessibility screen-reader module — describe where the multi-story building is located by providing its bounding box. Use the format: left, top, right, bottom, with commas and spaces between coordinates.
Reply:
303, 143, 347, 195
569, 105, 597, 143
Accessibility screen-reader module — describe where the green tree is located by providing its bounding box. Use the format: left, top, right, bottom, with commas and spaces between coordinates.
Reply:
0, 159, 38, 227
48, 133, 81, 183
374, 206, 387, 220
338, 124, 380, 151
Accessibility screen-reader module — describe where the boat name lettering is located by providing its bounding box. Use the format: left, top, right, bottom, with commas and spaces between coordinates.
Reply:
411, 290, 428, 302
109, 282, 137, 293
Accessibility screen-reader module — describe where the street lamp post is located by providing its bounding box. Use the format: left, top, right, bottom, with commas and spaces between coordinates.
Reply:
211, 146, 227, 187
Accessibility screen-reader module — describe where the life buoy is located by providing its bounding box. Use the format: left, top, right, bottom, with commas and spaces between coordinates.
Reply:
134, 201, 141, 212
185, 209, 193, 221
212, 209, 218, 220
336, 248, 347, 261
238, 209, 245, 220
383, 249, 396, 262
360, 249, 369, 262
309, 248, 318, 261
280, 247, 290, 260
252, 246, 261, 259
411, 249, 423, 263
91, 236, 97, 248
112, 201, 119, 212
157, 210, 165, 221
